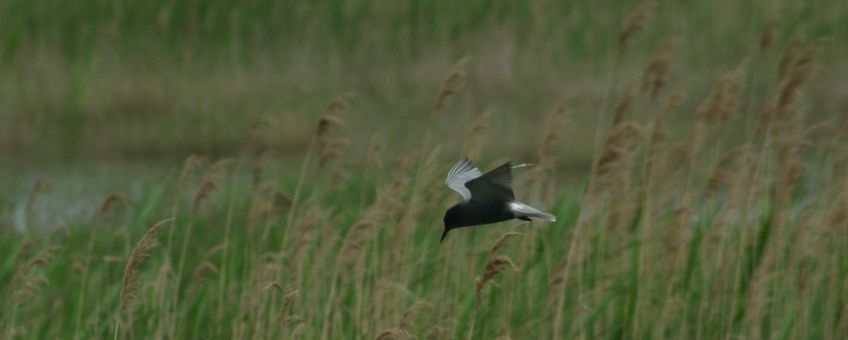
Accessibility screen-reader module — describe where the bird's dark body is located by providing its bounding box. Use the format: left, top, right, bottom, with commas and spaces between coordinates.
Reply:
445, 201, 516, 229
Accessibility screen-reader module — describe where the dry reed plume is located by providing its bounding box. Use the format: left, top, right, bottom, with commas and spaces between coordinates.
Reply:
645, 87, 684, 178
593, 122, 643, 198
11, 245, 56, 308
192, 159, 235, 216
475, 255, 519, 307
462, 109, 492, 161
618, 2, 655, 54
755, 34, 824, 138
176, 155, 205, 192
432, 56, 471, 120
338, 160, 411, 268
316, 93, 353, 170
263, 283, 302, 336
705, 145, 751, 197
120, 218, 174, 311
473, 232, 524, 307
641, 40, 679, 100
95, 193, 132, 223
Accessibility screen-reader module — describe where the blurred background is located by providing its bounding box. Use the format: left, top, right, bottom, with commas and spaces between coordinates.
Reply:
1, 0, 847, 224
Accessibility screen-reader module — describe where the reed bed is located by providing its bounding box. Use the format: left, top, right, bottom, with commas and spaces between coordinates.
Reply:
2, 9, 847, 340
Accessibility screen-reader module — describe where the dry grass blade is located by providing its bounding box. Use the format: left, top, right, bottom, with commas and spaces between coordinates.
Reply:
475, 255, 519, 307
120, 218, 174, 311
432, 56, 471, 120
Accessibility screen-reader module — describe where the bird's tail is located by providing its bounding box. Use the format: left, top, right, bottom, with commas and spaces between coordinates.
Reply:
508, 201, 556, 222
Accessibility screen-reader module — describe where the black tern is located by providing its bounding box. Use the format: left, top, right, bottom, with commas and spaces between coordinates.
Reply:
441, 157, 556, 242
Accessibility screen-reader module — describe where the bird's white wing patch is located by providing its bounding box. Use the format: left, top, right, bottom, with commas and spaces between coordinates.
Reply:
445, 157, 483, 201
508, 201, 557, 222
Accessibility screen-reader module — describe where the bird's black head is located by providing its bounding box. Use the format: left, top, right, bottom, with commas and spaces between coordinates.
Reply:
441, 204, 463, 243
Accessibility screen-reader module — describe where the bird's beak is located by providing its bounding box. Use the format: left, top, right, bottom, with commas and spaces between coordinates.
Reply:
440, 229, 449, 243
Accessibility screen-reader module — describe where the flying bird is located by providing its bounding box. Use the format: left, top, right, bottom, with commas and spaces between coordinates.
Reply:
441, 157, 556, 242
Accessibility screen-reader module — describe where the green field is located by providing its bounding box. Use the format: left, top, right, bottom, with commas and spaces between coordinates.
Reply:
2, 1, 848, 339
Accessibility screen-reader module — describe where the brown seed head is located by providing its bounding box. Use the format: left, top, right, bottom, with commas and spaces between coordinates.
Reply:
641, 40, 679, 99
432, 56, 471, 120
475, 255, 519, 307
120, 218, 174, 311
96, 193, 132, 222
760, 18, 776, 52
619, 2, 656, 54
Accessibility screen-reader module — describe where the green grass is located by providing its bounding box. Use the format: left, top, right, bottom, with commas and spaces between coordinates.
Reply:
3, 1, 848, 339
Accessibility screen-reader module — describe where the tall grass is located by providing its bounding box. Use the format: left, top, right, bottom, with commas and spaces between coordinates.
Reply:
2, 6, 848, 340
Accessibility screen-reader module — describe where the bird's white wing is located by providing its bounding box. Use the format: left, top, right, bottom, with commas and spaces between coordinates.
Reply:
445, 157, 483, 201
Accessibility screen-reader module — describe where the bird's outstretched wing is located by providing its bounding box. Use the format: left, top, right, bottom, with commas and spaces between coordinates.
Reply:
465, 162, 515, 204
445, 157, 483, 201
